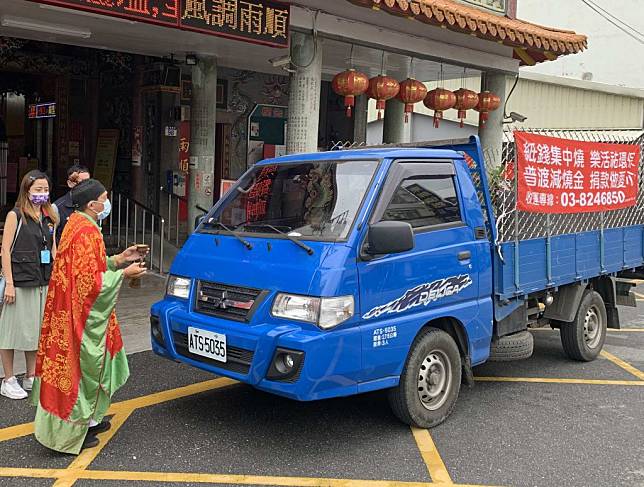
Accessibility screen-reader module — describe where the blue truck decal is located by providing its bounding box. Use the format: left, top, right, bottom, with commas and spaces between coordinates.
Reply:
363, 274, 473, 319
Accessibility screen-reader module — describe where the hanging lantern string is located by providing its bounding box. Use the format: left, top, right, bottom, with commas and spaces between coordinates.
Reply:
380, 50, 385, 75
409, 56, 414, 79
349, 44, 354, 69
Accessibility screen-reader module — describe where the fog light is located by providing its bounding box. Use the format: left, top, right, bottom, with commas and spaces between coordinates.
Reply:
284, 354, 294, 369
266, 348, 305, 382
150, 316, 165, 348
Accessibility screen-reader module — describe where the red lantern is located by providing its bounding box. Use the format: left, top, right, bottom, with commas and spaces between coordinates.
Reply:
367, 75, 400, 120
475, 91, 501, 128
332, 69, 369, 117
453, 88, 479, 128
396, 78, 427, 123
423, 88, 456, 128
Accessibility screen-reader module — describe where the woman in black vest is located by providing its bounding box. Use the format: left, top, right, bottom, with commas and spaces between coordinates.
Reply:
0, 170, 58, 400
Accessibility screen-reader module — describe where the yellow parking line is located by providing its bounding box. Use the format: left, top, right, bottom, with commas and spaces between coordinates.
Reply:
0, 467, 502, 487
411, 427, 453, 484
475, 377, 644, 386
109, 377, 237, 412
52, 409, 134, 487
0, 378, 237, 444
0, 467, 65, 478
79, 469, 437, 486
600, 351, 644, 381
0, 422, 33, 443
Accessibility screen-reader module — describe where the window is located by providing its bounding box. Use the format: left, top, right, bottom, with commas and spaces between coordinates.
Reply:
201, 159, 379, 240
381, 176, 461, 228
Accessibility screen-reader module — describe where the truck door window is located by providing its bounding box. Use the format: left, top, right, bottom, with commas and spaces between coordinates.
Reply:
381, 176, 462, 229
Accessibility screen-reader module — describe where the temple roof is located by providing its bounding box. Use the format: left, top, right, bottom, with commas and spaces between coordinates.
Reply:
346, 0, 588, 65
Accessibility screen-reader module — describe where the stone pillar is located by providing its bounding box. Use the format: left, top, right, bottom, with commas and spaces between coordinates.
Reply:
286, 32, 322, 154
479, 72, 509, 166
353, 94, 368, 145
188, 57, 217, 231
382, 98, 411, 144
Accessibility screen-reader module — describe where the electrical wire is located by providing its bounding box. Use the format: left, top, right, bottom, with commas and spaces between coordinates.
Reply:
579, 0, 644, 44
503, 74, 520, 119
584, 0, 644, 39
290, 10, 320, 70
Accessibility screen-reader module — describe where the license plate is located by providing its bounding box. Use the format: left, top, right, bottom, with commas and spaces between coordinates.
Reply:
188, 326, 227, 363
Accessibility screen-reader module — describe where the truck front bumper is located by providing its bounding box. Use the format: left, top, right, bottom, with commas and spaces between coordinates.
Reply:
150, 300, 362, 401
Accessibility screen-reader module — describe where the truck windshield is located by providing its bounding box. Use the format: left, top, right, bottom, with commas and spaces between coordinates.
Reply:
201, 159, 379, 240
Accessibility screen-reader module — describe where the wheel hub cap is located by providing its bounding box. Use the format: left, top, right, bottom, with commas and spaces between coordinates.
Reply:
583, 306, 603, 349
417, 350, 452, 411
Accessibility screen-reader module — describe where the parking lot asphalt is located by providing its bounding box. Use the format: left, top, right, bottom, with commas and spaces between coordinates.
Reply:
0, 287, 643, 487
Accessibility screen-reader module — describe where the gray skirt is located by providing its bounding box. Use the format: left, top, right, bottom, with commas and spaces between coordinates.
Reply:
0, 285, 48, 351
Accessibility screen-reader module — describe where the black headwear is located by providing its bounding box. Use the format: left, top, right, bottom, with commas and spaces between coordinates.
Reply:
71, 179, 106, 209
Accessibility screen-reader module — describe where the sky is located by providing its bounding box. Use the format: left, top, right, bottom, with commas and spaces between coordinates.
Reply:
517, 0, 644, 89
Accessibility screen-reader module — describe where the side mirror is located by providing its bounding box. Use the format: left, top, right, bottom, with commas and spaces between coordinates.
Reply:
367, 221, 414, 255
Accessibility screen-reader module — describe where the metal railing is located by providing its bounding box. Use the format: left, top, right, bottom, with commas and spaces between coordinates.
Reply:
482, 128, 644, 243
160, 186, 189, 247
104, 192, 166, 273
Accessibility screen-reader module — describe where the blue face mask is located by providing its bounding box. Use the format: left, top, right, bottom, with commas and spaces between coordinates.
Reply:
95, 199, 112, 221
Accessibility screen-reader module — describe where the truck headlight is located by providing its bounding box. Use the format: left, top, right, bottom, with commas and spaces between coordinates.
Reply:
166, 275, 191, 299
272, 294, 354, 330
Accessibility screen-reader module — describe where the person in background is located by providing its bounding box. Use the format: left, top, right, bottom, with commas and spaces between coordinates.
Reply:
53, 164, 90, 242
0, 170, 58, 400
33, 179, 147, 454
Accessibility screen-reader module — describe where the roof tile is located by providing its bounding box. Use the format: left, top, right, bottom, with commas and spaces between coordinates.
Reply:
346, 0, 588, 64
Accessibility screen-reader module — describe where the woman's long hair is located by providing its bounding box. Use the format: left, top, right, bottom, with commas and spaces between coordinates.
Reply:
16, 170, 59, 225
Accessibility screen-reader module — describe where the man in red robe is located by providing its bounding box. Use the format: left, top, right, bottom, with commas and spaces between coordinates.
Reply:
33, 179, 147, 454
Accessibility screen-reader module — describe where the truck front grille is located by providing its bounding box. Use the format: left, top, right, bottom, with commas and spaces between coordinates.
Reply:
172, 332, 254, 375
194, 280, 264, 322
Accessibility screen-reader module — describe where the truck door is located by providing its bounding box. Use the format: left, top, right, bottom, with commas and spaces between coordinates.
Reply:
357, 159, 486, 383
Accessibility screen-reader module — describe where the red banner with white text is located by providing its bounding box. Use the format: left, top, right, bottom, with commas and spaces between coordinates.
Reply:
515, 132, 640, 213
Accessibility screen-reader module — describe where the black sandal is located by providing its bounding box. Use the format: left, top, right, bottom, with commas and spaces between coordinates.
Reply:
88, 419, 111, 435
81, 434, 99, 449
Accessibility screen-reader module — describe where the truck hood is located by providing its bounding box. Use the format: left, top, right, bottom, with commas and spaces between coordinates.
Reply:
169, 232, 355, 296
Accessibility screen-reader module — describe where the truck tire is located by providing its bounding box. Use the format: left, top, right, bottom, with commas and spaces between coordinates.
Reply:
488, 331, 534, 362
560, 290, 607, 362
388, 328, 461, 429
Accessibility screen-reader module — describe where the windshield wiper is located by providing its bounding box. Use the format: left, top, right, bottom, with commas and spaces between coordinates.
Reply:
242, 223, 314, 256
203, 220, 253, 250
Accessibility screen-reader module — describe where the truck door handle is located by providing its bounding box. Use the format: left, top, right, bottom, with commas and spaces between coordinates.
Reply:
458, 251, 471, 261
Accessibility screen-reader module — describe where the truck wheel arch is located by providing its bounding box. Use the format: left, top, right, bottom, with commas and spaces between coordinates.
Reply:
544, 278, 619, 328
417, 317, 473, 386
543, 283, 587, 323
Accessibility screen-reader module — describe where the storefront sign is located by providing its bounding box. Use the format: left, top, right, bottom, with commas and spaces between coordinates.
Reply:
28, 102, 56, 119
181, 0, 289, 47
32, 0, 180, 27
515, 132, 640, 213
93, 129, 120, 190
29, 0, 290, 47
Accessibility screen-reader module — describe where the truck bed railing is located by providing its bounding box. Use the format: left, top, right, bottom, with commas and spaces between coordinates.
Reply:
487, 127, 644, 244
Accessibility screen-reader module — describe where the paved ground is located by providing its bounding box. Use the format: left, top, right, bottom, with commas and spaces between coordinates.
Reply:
0, 283, 642, 487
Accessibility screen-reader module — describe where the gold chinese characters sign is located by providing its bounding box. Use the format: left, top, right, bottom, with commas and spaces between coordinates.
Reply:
182, 0, 289, 47
29, 0, 289, 48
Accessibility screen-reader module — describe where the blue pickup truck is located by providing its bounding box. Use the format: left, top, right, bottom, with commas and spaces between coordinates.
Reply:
150, 136, 643, 427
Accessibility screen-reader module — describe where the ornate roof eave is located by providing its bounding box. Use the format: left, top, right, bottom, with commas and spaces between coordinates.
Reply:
346, 0, 588, 66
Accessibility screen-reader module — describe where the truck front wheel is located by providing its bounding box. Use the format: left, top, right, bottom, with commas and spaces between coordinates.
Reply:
388, 328, 462, 428
559, 290, 607, 362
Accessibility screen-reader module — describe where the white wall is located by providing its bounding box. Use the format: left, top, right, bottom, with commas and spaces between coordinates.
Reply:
368, 114, 477, 145
518, 0, 644, 89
